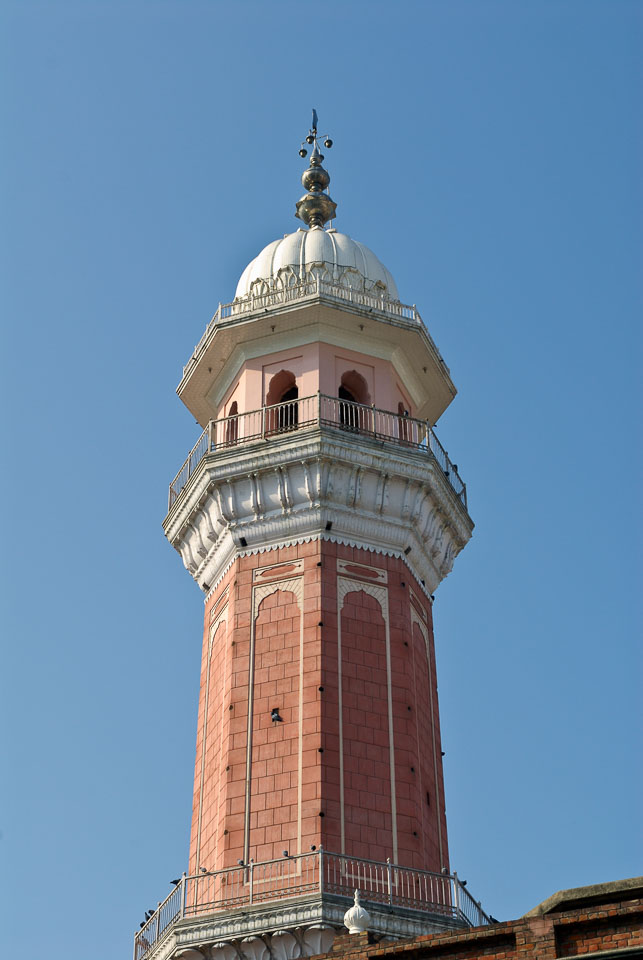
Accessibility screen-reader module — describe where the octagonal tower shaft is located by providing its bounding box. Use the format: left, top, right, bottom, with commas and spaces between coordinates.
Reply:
190, 542, 449, 877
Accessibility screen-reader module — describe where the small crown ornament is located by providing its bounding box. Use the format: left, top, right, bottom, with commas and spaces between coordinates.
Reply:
344, 889, 371, 934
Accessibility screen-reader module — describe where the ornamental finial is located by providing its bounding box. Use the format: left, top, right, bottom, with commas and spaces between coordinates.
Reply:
343, 889, 371, 934
295, 110, 337, 229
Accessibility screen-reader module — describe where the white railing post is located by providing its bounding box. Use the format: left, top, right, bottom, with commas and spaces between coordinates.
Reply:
261, 404, 266, 439
180, 872, 187, 918
386, 858, 393, 906
453, 871, 460, 916
155, 902, 161, 942
249, 860, 254, 904
318, 846, 324, 895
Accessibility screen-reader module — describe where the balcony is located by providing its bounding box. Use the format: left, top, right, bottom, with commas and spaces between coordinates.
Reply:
134, 849, 490, 960
167, 394, 467, 514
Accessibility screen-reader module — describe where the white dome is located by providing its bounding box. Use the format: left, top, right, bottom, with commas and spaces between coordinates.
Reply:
235, 225, 399, 301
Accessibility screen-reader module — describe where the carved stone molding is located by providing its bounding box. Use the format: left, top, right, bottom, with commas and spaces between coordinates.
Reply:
253, 576, 303, 612
164, 431, 472, 598
145, 894, 468, 960
338, 577, 388, 613
336, 558, 387, 584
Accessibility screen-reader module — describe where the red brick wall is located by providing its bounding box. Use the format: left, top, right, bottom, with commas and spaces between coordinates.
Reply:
189, 589, 233, 875
340, 589, 393, 862
555, 911, 643, 955
188, 540, 449, 876
249, 587, 303, 863
324, 897, 643, 960
319, 542, 448, 872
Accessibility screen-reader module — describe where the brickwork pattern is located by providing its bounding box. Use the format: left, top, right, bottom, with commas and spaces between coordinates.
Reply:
555, 909, 643, 956
322, 898, 643, 960
188, 540, 449, 876
249, 587, 302, 863
341, 589, 392, 862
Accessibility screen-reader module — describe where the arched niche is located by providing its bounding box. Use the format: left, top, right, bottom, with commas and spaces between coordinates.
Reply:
266, 370, 299, 433
339, 266, 365, 291
339, 369, 370, 406
276, 266, 299, 289
225, 400, 238, 445
249, 278, 270, 298
306, 263, 331, 285
338, 370, 371, 431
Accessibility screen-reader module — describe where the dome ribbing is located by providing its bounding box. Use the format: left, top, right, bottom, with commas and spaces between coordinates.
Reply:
235, 226, 399, 301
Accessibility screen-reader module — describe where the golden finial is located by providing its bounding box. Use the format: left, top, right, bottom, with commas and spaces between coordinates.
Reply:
295, 109, 337, 228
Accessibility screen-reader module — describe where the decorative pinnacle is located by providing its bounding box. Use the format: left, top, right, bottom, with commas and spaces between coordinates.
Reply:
343, 889, 371, 934
295, 109, 337, 229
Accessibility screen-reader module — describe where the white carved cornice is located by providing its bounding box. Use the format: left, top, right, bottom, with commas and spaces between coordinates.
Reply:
163, 430, 473, 597
145, 895, 468, 960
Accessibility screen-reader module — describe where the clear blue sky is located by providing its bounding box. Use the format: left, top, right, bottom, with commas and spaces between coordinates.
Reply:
1, 2, 641, 957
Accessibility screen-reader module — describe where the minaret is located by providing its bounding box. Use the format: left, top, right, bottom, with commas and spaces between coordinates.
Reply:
136, 116, 486, 960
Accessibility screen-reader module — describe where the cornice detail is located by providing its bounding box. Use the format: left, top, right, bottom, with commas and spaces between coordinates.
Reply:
165, 432, 473, 597
144, 894, 467, 960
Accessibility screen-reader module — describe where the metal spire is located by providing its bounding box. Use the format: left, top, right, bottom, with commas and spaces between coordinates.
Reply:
295, 110, 337, 229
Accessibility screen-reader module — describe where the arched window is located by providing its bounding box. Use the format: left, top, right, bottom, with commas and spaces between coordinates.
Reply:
278, 384, 299, 430
338, 370, 370, 431
266, 370, 299, 433
225, 401, 238, 446
339, 370, 370, 405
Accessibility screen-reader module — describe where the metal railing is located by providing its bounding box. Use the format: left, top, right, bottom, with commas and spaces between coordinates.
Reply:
133, 849, 490, 960
167, 394, 467, 512
182, 277, 441, 379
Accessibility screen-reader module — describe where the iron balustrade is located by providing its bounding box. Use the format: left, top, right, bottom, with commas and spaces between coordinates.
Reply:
133, 850, 490, 960
134, 880, 184, 960
183, 277, 440, 379
167, 395, 467, 512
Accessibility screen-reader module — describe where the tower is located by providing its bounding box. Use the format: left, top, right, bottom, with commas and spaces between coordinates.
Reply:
136, 117, 488, 960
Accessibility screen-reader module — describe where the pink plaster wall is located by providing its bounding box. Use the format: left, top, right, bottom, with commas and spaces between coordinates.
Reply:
218, 343, 414, 419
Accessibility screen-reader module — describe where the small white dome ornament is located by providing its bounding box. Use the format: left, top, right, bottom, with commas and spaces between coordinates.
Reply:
344, 889, 371, 934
